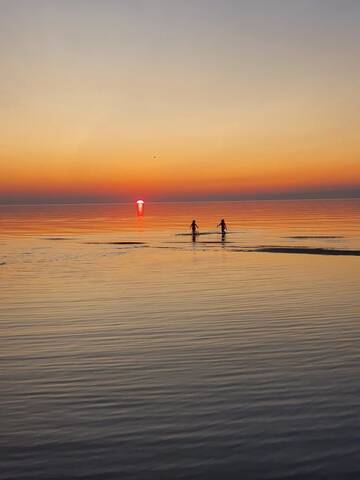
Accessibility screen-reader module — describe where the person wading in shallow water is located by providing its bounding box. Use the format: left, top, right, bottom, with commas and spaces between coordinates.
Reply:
218, 218, 227, 235
190, 219, 199, 235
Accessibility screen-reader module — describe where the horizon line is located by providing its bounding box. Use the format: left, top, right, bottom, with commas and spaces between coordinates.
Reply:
1, 194, 360, 207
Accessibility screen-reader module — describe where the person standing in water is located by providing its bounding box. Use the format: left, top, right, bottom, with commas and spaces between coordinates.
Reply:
190, 219, 199, 235
217, 218, 227, 234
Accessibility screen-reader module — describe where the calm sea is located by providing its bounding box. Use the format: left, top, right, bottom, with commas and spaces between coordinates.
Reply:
1, 199, 360, 479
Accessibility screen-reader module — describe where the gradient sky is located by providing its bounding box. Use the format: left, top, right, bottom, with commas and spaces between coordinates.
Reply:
1, 0, 360, 203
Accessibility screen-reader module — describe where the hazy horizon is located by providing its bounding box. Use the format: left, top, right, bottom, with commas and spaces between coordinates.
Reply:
1, 188, 360, 206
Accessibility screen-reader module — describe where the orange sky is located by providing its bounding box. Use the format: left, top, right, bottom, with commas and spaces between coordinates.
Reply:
1, 1, 359, 203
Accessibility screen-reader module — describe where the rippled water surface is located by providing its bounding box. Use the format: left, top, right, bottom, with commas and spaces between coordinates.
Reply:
1, 200, 360, 479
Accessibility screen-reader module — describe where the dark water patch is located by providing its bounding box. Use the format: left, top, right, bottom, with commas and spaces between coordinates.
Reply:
154, 246, 183, 250
168, 241, 233, 245
201, 241, 233, 244
176, 232, 218, 236
114, 245, 149, 249
182, 240, 234, 245
285, 235, 344, 240
44, 237, 77, 241
85, 241, 146, 245
169, 241, 194, 244
233, 246, 360, 256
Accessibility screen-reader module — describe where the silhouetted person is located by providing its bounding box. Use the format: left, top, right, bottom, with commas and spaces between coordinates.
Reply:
190, 219, 199, 235
218, 218, 227, 235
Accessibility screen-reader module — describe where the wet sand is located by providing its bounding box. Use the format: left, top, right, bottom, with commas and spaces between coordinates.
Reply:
234, 246, 360, 256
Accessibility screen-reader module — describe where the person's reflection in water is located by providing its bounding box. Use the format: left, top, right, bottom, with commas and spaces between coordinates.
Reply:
190, 219, 199, 242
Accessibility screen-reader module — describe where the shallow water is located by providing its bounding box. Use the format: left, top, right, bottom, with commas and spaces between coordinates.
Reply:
1, 199, 360, 479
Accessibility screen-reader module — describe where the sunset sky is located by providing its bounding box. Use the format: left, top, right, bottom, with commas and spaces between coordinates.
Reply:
1, 0, 360, 203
